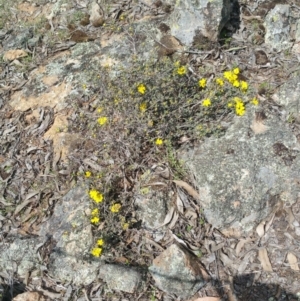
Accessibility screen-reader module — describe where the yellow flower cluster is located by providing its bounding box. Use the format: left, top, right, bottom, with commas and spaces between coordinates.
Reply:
110, 203, 121, 213
89, 189, 103, 203
228, 97, 246, 116
223, 69, 239, 86
91, 239, 104, 257
177, 66, 187, 75
223, 68, 248, 92
137, 83, 146, 94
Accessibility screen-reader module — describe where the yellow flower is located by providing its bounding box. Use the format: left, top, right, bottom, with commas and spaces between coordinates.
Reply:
235, 101, 246, 116
223, 71, 231, 80
223, 71, 238, 84
137, 83, 146, 94
139, 102, 147, 112
110, 203, 121, 213
91, 247, 102, 257
90, 216, 100, 224
202, 98, 211, 107
122, 223, 129, 230
251, 97, 259, 105
91, 208, 99, 216
233, 97, 243, 103
97, 107, 103, 113
155, 138, 163, 145
174, 61, 180, 67
227, 102, 233, 108
198, 78, 207, 88
233, 67, 240, 75
240, 81, 248, 92
89, 189, 103, 203
216, 78, 224, 86
85, 171, 92, 178
177, 66, 186, 75
97, 239, 104, 246
97, 116, 108, 126
232, 80, 240, 87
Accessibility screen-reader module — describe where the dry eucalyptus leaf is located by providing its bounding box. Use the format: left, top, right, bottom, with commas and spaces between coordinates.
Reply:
256, 220, 265, 237
172, 233, 188, 248
236, 239, 247, 256
220, 251, 234, 267
285, 207, 295, 227
287, 252, 299, 271
185, 208, 197, 220
190, 297, 221, 301
176, 192, 184, 214
173, 180, 200, 200
3, 49, 28, 61
168, 210, 179, 229
258, 248, 273, 272
12, 292, 46, 301
265, 213, 275, 233
160, 206, 175, 228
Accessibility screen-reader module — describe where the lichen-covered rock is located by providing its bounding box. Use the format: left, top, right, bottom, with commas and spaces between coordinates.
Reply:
0, 237, 41, 278
167, 0, 232, 46
149, 244, 207, 299
264, 4, 292, 51
135, 190, 169, 231
134, 169, 171, 231
39, 185, 102, 285
272, 72, 300, 117
179, 106, 300, 234
99, 264, 144, 293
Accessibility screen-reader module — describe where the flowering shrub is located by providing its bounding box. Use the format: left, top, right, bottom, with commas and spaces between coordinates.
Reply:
69, 55, 260, 263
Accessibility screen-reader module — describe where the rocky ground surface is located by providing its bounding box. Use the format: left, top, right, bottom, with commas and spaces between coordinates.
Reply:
1, 0, 300, 300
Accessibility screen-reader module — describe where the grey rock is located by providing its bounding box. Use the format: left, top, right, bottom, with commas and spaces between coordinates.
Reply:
99, 264, 144, 293
0, 237, 41, 278
39, 185, 102, 285
295, 19, 300, 42
2, 28, 33, 50
134, 170, 171, 231
272, 72, 300, 117
135, 190, 169, 231
28, 35, 41, 48
167, 0, 232, 46
149, 244, 207, 299
179, 106, 300, 234
264, 4, 293, 51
